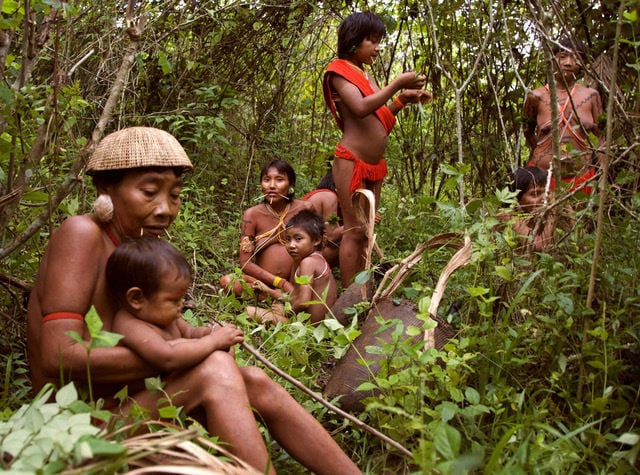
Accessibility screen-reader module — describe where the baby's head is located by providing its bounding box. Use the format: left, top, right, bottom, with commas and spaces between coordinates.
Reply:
285, 209, 325, 254
510, 166, 548, 212
106, 236, 192, 306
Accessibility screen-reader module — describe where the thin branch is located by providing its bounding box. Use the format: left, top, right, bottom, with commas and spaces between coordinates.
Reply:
206, 309, 412, 458
239, 339, 413, 458
0, 5, 145, 260
425, 1, 496, 204
579, 0, 627, 402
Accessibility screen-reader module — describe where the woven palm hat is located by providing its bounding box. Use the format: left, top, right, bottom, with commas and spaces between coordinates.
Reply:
86, 127, 193, 175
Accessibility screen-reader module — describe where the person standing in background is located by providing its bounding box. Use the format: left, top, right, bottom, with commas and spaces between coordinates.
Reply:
323, 11, 432, 286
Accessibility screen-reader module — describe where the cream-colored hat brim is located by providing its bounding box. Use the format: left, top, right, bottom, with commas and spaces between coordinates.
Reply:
86, 127, 193, 175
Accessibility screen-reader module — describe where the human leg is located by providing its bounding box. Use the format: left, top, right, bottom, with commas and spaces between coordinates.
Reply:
333, 157, 367, 287
241, 366, 361, 475
126, 351, 275, 474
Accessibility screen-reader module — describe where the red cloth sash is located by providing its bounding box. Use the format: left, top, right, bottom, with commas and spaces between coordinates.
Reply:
335, 144, 388, 193
323, 59, 396, 135
559, 167, 596, 195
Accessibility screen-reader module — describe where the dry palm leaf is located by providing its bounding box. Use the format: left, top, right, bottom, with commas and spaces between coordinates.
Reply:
62, 421, 261, 475
351, 188, 383, 299
424, 236, 472, 350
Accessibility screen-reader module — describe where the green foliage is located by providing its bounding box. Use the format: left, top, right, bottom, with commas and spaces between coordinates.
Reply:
66, 306, 124, 404
0, 383, 123, 473
0, 1, 639, 473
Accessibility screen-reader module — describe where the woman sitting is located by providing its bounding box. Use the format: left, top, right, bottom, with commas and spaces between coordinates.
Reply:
302, 169, 343, 268
247, 209, 338, 325
220, 159, 314, 297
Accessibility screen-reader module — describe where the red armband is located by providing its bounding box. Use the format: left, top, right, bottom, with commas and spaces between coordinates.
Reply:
43, 312, 84, 322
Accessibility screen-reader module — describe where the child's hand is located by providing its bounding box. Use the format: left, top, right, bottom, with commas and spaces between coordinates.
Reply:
210, 323, 244, 351
398, 89, 433, 105
397, 71, 427, 89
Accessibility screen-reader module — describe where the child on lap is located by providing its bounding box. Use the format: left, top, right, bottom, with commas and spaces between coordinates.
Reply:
108, 236, 243, 372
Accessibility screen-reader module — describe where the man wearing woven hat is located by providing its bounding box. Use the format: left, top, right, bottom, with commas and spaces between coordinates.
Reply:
26, 127, 361, 475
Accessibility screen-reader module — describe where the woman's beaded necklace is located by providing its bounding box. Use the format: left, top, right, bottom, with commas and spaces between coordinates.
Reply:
263, 203, 290, 245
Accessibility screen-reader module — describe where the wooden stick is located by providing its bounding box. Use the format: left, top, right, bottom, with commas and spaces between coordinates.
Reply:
240, 339, 413, 458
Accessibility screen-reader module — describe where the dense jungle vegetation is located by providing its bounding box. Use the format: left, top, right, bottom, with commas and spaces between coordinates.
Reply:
1, 0, 639, 473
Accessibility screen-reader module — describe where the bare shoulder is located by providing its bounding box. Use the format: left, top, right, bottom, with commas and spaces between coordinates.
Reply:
298, 253, 324, 276
243, 203, 269, 220
50, 215, 103, 249
241, 204, 262, 230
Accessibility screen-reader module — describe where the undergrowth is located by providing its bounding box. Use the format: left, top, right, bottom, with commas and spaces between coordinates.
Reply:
1, 174, 639, 474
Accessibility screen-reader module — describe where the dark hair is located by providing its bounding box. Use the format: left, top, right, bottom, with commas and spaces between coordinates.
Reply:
286, 209, 325, 248
106, 236, 192, 303
337, 12, 386, 59
316, 169, 336, 193
510, 167, 548, 202
260, 159, 296, 200
91, 166, 186, 190
552, 37, 587, 60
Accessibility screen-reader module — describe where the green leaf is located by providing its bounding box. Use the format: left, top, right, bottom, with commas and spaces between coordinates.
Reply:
438, 401, 458, 422
356, 382, 377, 391
434, 423, 461, 459
494, 265, 513, 281
465, 387, 480, 405
158, 405, 180, 419
2, 0, 19, 13
354, 270, 372, 285
66, 330, 85, 346
158, 50, 173, 74
145, 376, 165, 392
616, 433, 640, 446
21, 191, 49, 204
312, 324, 328, 342
0, 84, 13, 105
55, 383, 78, 408
86, 437, 127, 455
91, 330, 124, 348
84, 306, 102, 337
468, 287, 489, 297
322, 318, 343, 331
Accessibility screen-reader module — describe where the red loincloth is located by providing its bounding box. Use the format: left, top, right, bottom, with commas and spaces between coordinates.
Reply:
528, 162, 596, 195
335, 144, 387, 193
